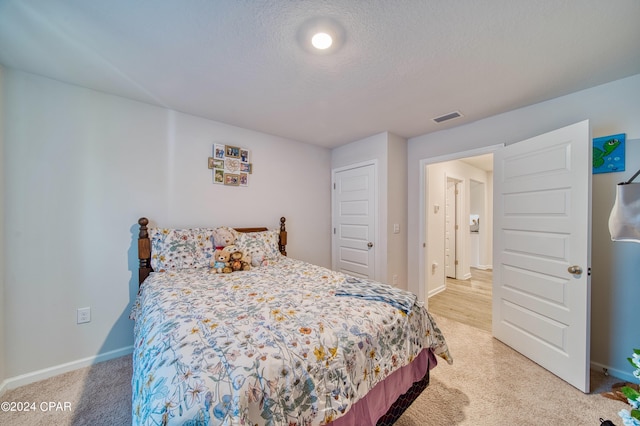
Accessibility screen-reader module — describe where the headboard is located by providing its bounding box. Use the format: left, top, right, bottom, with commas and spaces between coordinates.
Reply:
137, 217, 287, 285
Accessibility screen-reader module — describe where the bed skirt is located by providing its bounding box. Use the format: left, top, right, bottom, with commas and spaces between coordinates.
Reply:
330, 348, 435, 426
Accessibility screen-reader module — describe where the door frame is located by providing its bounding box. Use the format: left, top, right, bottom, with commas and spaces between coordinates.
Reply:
445, 177, 459, 279
419, 144, 502, 306
331, 160, 380, 281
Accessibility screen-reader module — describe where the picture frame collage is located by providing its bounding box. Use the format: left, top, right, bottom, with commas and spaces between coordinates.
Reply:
208, 144, 252, 186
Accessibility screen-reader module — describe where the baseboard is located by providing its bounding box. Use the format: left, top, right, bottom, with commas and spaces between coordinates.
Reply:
428, 284, 446, 298
473, 264, 492, 271
0, 345, 133, 395
591, 360, 636, 384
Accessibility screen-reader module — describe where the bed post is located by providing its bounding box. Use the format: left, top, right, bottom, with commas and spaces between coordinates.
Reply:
279, 217, 287, 256
138, 217, 152, 285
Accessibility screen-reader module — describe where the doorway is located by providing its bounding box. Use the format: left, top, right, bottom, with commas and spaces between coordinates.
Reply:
425, 153, 494, 331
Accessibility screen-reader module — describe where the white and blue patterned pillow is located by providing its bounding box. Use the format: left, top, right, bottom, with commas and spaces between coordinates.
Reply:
235, 229, 281, 262
149, 228, 215, 271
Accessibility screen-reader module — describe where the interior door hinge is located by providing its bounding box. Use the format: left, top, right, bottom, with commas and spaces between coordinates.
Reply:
333, 228, 336, 234
333, 183, 336, 189
588, 267, 591, 276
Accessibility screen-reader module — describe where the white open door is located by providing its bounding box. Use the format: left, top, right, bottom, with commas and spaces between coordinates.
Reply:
493, 120, 591, 392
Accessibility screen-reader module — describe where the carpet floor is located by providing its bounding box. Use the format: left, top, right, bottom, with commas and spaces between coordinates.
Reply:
0, 314, 630, 425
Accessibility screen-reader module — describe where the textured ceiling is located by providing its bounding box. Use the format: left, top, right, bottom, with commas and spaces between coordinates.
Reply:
1, 0, 640, 148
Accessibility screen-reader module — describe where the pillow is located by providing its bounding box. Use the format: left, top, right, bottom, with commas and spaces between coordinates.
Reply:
149, 228, 215, 271
235, 229, 281, 262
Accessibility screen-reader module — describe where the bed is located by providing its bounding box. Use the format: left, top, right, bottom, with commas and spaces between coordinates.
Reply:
131, 217, 451, 425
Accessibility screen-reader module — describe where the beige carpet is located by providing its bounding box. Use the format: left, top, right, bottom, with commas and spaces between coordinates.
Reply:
0, 354, 131, 426
397, 315, 627, 426
0, 314, 629, 425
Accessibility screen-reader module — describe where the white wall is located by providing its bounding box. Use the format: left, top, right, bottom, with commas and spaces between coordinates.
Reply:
592, 137, 640, 379
0, 64, 5, 392
408, 73, 640, 380
2, 69, 331, 387
331, 132, 408, 288
387, 132, 408, 289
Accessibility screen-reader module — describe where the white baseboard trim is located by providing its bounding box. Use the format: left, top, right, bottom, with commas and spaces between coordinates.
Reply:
428, 284, 446, 298
590, 360, 635, 384
473, 264, 492, 271
0, 345, 133, 395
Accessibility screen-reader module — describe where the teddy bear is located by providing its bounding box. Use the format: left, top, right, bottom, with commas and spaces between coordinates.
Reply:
210, 249, 232, 274
222, 244, 240, 255
211, 227, 237, 251
240, 252, 252, 269
229, 251, 251, 272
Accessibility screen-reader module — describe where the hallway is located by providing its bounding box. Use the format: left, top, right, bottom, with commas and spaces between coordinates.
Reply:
428, 268, 492, 332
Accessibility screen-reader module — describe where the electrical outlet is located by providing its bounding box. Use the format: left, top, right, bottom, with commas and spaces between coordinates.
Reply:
393, 224, 400, 234
392, 275, 398, 285
77, 307, 91, 324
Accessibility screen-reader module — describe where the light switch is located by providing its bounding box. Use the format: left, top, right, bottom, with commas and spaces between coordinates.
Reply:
393, 224, 400, 234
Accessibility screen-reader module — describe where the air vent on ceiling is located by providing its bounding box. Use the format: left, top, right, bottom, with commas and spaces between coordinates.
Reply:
433, 111, 463, 124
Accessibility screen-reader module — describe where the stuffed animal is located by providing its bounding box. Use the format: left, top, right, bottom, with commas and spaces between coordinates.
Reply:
211, 227, 237, 251
244, 247, 267, 268
222, 244, 240, 255
210, 249, 232, 274
240, 252, 252, 270
229, 251, 251, 272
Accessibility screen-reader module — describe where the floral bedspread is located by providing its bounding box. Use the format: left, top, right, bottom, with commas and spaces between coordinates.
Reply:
130, 257, 451, 426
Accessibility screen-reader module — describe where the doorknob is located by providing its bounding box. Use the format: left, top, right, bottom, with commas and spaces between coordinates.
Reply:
367, 242, 373, 248
567, 265, 583, 275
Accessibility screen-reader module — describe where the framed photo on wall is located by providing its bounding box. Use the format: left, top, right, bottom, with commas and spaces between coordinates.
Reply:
214, 144, 225, 159
224, 173, 240, 186
225, 145, 240, 158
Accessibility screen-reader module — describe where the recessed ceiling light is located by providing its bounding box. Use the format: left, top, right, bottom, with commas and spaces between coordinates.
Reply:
297, 17, 344, 54
311, 32, 333, 50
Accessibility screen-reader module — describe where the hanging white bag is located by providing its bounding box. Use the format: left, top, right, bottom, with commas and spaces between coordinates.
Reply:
608, 168, 640, 243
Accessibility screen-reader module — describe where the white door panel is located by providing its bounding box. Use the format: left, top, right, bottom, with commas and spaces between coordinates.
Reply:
340, 224, 369, 240
340, 200, 370, 215
504, 190, 569, 216
333, 164, 376, 279
493, 120, 591, 392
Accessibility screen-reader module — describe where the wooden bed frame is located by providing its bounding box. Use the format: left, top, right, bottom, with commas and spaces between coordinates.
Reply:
137, 216, 288, 285
134, 216, 429, 425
